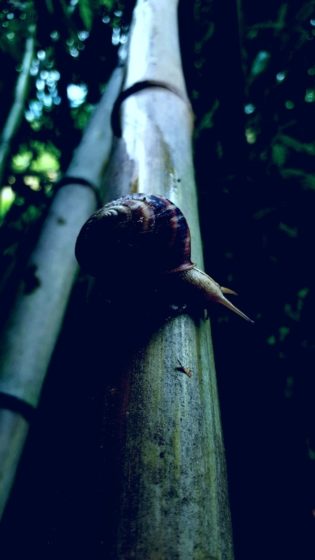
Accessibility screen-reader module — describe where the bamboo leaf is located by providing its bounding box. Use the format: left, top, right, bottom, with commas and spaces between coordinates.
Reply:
250, 50, 270, 77
79, 0, 116, 29
278, 134, 315, 156
272, 143, 287, 167
78, 0, 94, 30
99, 0, 115, 8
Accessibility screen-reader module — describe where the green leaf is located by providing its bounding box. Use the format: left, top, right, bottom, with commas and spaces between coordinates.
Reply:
278, 134, 315, 156
0, 187, 16, 220
279, 326, 290, 342
12, 150, 33, 172
30, 151, 59, 174
308, 446, 315, 461
298, 288, 309, 300
279, 168, 315, 190
99, 0, 116, 8
267, 335, 276, 346
303, 174, 315, 190
284, 304, 300, 321
272, 143, 287, 167
197, 100, 219, 132
78, 0, 115, 30
79, 0, 94, 30
279, 222, 298, 238
251, 50, 270, 77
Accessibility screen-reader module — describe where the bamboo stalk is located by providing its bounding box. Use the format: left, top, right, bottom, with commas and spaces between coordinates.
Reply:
0, 66, 124, 518
0, 26, 36, 189
104, 1, 234, 558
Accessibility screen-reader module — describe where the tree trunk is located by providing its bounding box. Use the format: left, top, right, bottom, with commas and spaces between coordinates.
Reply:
102, 1, 234, 558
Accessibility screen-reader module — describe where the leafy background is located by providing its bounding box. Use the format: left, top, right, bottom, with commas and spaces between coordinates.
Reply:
0, 0, 315, 558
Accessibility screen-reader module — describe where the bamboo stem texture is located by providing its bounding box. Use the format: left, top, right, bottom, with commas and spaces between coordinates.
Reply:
0, 66, 124, 518
104, 1, 234, 558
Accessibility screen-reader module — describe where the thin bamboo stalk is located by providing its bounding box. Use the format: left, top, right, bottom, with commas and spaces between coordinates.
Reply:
0, 66, 124, 518
104, 1, 234, 558
0, 26, 36, 189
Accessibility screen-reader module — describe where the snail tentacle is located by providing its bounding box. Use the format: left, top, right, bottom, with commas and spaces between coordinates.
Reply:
176, 266, 254, 323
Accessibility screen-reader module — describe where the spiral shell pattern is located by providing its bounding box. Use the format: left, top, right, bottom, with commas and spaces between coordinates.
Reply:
75, 194, 194, 277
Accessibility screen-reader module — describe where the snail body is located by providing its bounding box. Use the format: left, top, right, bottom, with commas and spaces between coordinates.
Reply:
75, 194, 253, 323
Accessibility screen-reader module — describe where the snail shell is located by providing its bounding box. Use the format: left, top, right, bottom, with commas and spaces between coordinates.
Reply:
75, 194, 254, 323
75, 194, 194, 278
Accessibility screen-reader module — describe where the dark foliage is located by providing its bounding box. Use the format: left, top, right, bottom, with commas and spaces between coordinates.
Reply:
186, 1, 315, 558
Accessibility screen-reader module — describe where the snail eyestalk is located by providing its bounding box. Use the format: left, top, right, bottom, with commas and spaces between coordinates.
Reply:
178, 266, 254, 324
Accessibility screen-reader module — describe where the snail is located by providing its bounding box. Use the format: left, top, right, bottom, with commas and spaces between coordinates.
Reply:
75, 193, 254, 323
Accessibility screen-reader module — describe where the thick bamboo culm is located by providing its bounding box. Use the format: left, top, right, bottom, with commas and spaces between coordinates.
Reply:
0, 67, 124, 518
105, 1, 234, 558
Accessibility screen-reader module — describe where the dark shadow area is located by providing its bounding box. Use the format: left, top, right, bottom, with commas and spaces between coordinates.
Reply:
0, 278, 186, 558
